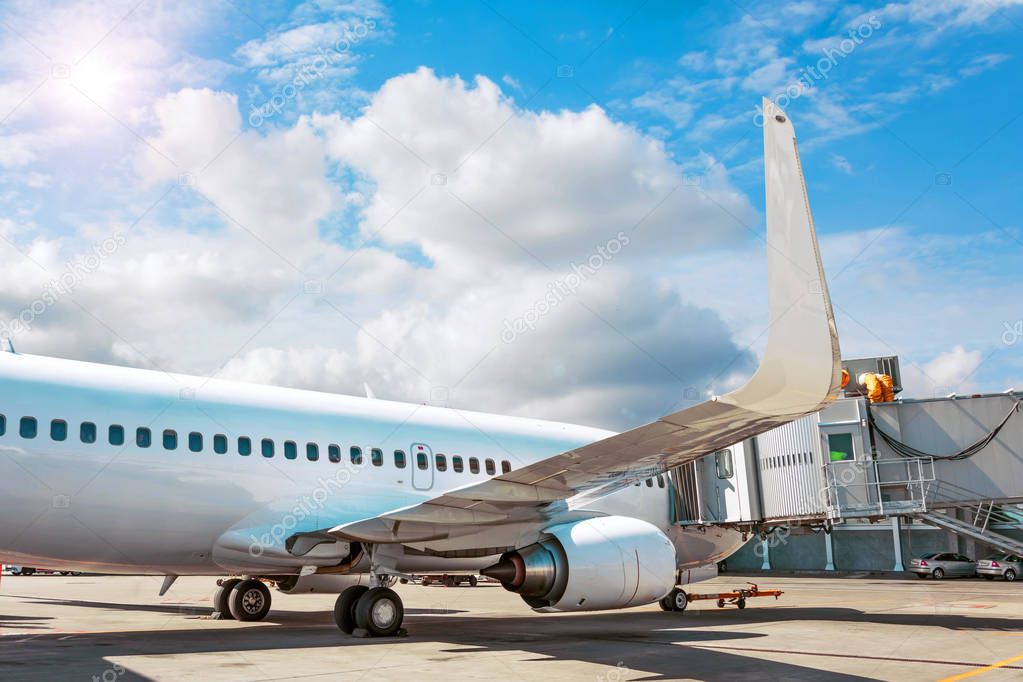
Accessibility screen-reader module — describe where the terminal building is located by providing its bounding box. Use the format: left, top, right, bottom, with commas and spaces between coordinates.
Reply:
668, 357, 1023, 574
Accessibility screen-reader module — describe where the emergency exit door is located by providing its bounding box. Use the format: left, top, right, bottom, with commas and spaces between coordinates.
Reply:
411, 442, 434, 490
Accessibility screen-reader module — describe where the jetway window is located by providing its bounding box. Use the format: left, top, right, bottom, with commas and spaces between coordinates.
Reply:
416, 451, 428, 470
51, 420, 67, 441
81, 422, 97, 444
469, 457, 480, 474
189, 432, 203, 452
137, 427, 151, 448
20, 417, 37, 439
328, 444, 341, 463
453, 456, 464, 473
306, 443, 319, 461
394, 449, 406, 468
238, 437, 252, 456
261, 439, 274, 457
213, 434, 227, 454
350, 446, 363, 465
109, 425, 124, 446
371, 448, 383, 467
828, 433, 855, 462
485, 459, 496, 475
0, 414, 5, 436
501, 460, 511, 474
284, 441, 297, 460
715, 449, 733, 479
435, 454, 447, 472
163, 430, 177, 450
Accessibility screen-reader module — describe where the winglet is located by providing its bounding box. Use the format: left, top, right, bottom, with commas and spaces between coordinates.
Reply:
720, 98, 842, 417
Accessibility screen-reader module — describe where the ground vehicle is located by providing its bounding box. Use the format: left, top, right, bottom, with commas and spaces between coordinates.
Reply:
908, 553, 976, 579
4, 566, 81, 576
976, 554, 1022, 582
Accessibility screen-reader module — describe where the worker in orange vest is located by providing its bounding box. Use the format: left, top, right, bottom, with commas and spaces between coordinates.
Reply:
857, 372, 894, 403
841, 369, 850, 390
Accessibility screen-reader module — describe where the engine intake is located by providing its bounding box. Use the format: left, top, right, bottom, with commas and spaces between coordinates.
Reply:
481, 516, 675, 612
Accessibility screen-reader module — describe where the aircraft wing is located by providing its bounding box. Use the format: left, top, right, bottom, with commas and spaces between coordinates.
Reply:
314, 99, 842, 546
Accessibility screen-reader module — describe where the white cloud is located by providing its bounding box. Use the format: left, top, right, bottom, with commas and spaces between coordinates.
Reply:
903, 345, 983, 396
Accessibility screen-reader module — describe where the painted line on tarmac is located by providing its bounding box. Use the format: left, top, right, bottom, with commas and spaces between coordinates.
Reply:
686, 644, 1023, 672
937, 651, 1023, 681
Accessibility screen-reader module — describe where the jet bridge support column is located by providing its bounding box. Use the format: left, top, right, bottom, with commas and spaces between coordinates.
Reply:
824, 533, 835, 571
891, 518, 905, 571
759, 539, 771, 570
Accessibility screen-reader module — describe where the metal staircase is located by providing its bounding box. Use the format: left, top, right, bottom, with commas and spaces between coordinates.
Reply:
911, 479, 1023, 557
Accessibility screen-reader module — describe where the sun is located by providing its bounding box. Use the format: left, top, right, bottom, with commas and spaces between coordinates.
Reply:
68, 56, 124, 104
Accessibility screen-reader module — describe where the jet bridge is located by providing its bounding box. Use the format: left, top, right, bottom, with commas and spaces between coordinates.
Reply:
669, 373, 1023, 558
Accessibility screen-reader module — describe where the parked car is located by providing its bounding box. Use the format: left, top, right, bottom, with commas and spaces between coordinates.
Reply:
909, 552, 976, 579
976, 554, 1022, 582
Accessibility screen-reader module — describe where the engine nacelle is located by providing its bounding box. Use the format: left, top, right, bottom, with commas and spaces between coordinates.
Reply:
273, 573, 368, 594
481, 516, 676, 612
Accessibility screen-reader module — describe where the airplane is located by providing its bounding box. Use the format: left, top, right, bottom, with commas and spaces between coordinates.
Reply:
0, 99, 841, 637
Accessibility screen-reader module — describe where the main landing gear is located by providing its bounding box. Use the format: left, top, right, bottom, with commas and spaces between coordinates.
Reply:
212, 578, 272, 621
334, 577, 406, 637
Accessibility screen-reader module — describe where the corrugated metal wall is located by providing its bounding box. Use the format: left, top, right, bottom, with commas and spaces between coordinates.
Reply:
755, 413, 829, 520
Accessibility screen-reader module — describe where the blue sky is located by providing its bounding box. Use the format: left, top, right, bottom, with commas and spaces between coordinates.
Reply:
1, 0, 1021, 428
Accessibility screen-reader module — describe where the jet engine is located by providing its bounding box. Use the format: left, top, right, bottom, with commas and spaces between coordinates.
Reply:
481, 516, 676, 612
273, 573, 368, 594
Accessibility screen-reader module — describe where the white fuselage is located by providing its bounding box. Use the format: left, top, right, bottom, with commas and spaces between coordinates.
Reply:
0, 351, 744, 576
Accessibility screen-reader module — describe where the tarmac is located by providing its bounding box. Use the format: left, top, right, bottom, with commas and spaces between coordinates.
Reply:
1, 572, 1022, 681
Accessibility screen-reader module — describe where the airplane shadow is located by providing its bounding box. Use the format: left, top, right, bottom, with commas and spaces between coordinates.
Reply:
3, 601, 988, 682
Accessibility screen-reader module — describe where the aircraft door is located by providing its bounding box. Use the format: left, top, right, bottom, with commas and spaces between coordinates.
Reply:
411, 442, 434, 490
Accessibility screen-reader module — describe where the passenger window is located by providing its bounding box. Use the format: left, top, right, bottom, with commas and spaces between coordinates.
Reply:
485, 459, 496, 475
137, 427, 151, 448
51, 419, 68, 441
501, 460, 512, 474
435, 454, 447, 472
452, 456, 464, 473
657, 475, 665, 488
469, 457, 480, 474
394, 449, 407, 468
163, 430, 177, 450
646, 478, 653, 487
109, 425, 125, 446
371, 448, 383, 467
238, 437, 252, 456
328, 444, 341, 463
417, 451, 428, 470
80, 422, 97, 444
188, 432, 203, 452
284, 441, 297, 460
0, 414, 5, 436
306, 443, 319, 461
261, 438, 274, 458
213, 434, 227, 454
350, 446, 363, 465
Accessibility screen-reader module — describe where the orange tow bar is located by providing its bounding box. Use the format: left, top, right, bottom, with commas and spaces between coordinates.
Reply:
685, 582, 783, 609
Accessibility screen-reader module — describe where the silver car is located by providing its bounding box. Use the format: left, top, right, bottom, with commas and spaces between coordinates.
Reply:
909, 552, 976, 579
977, 554, 1022, 582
